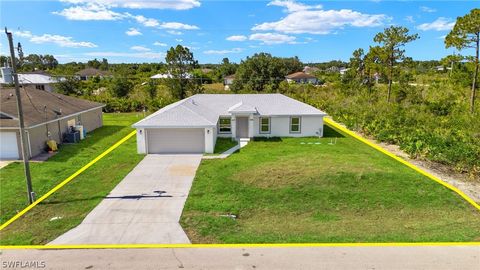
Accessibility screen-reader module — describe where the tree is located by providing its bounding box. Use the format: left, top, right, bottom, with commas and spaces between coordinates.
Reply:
55, 77, 82, 95
374, 26, 419, 102
232, 53, 303, 92
144, 80, 157, 99
445, 8, 480, 113
110, 77, 133, 98
348, 48, 365, 80
165, 45, 201, 99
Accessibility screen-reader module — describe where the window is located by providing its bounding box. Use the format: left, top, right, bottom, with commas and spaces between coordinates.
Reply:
290, 117, 301, 133
259, 117, 270, 134
219, 118, 231, 133
35, 85, 45, 90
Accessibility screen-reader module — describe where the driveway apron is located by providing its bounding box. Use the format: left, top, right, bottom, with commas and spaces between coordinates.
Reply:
49, 154, 202, 244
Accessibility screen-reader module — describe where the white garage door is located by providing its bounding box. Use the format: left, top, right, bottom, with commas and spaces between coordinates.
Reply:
0, 132, 19, 159
147, 128, 205, 154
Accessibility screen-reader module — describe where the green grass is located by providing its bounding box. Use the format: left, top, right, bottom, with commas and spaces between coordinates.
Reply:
0, 113, 144, 245
213, 138, 238, 154
180, 126, 480, 243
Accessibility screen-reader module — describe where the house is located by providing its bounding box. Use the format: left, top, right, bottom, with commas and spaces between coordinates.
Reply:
223, 74, 235, 90
285, 72, 318, 85
0, 88, 105, 160
303, 66, 319, 74
132, 94, 327, 154
1, 67, 59, 91
339, 67, 350, 76
150, 72, 193, 79
75, 68, 111, 81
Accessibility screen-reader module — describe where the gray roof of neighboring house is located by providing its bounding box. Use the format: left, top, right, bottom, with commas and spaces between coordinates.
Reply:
0, 88, 104, 128
133, 94, 326, 128
17, 73, 58, 84
75, 68, 111, 77
285, 72, 317, 80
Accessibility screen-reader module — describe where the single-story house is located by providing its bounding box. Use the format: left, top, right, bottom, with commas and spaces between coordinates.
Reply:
0, 88, 105, 160
132, 94, 327, 154
75, 68, 112, 81
285, 72, 318, 85
1, 67, 60, 91
223, 74, 235, 90
150, 72, 193, 79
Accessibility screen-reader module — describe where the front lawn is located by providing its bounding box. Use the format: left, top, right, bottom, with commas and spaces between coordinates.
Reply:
0, 113, 144, 244
213, 138, 238, 154
181, 126, 480, 243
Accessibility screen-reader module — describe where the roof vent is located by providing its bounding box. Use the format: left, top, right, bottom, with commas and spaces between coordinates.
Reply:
191, 99, 196, 105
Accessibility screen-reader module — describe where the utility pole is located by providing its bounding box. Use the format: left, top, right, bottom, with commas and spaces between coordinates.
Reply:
5, 28, 34, 204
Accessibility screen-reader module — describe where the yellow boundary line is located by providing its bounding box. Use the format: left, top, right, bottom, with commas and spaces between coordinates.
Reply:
0, 242, 479, 250
0, 118, 479, 249
323, 118, 480, 212
0, 130, 137, 231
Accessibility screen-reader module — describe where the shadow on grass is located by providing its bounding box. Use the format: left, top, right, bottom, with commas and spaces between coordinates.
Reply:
252, 137, 283, 142
323, 125, 345, 138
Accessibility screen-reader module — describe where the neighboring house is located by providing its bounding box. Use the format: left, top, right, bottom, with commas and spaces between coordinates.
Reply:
285, 72, 318, 85
133, 94, 327, 154
0, 67, 59, 91
150, 72, 193, 79
223, 74, 235, 90
339, 67, 350, 76
0, 88, 105, 160
75, 68, 111, 81
303, 66, 319, 74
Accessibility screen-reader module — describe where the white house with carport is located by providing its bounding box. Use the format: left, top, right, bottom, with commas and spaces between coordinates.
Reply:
133, 94, 327, 154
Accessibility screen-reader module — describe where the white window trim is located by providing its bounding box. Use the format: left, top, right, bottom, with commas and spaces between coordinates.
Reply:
289, 116, 301, 133
218, 117, 232, 134
259, 117, 270, 134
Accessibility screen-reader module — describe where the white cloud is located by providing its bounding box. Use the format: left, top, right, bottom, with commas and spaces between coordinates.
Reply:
167, 30, 183, 35
15, 31, 33, 38
420, 6, 436, 13
159, 22, 199, 30
84, 51, 165, 59
253, 0, 388, 34
226, 35, 248, 41
132, 14, 159, 27
126, 27, 142, 36
268, 0, 322, 13
130, 45, 151, 51
153, 41, 167, 46
30, 34, 97, 48
203, 48, 243, 54
249, 33, 296, 44
405, 16, 415, 23
60, 0, 201, 10
175, 38, 183, 42
417, 17, 455, 31
52, 3, 125, 20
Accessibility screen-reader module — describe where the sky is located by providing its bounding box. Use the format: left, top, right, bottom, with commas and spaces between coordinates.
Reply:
0, 0, 477, 64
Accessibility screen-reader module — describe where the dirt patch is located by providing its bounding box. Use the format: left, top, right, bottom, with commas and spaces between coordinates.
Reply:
169, 165, 197, 176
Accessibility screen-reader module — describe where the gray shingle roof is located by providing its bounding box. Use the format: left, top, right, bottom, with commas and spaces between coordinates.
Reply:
133, 94, 326, 128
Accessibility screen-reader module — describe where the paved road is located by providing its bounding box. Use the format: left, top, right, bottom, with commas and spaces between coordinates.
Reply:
49, 154, 202, 245
1, 246, 479, 269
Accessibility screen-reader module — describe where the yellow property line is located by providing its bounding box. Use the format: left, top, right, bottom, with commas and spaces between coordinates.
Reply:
0, 130, 137, 231
323, 118, 480, 212
1, 242, 479, 250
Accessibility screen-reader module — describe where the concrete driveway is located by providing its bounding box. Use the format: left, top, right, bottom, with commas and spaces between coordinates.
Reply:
49, 154, 202, 245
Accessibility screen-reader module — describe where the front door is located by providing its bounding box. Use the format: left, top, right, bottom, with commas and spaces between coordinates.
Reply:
236, 117, 249, 138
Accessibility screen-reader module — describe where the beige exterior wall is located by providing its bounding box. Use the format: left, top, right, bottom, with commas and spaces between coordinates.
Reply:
11, 108, 104, 159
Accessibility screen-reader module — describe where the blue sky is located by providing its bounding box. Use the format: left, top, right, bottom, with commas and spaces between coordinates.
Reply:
0, 0, 476, 64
